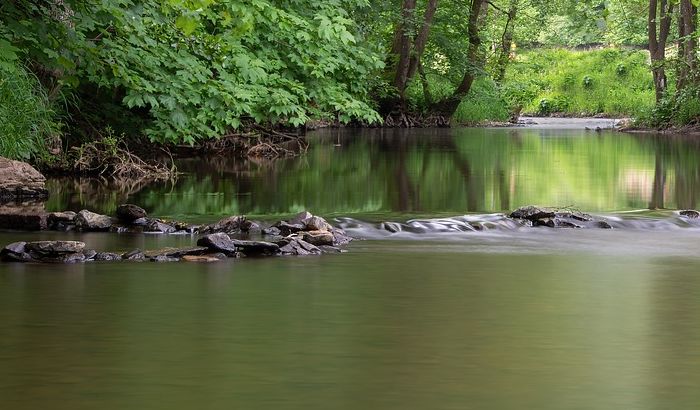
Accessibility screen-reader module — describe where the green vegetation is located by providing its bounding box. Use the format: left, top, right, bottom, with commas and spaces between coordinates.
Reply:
2, 0, 700, 164
0, 60, 59, 160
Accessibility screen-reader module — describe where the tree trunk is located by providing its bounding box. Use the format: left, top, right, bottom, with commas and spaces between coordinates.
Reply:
391, 0, 418, 110
677, 0, 698, 91
430, 0, 487, 117
649, 0, 673, 102
494, 0, 518, 84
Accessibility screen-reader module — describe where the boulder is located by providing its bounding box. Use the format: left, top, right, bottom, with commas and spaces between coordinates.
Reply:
25, 241, 85, 255
122, 249, 145, 260
144, 219, 176, 234
232, 240, 280, 255
182, 255, 224, 263
144, 247, 209, 259
0, 242, 32, 262
197, 233, 237, 254
332, 229, 353, 246
301, 230, 334, 246
75, 210, 113, 231
289, 211, 313, 225
47, 211, 77, 231
509, 206, 556, 221
93, 252, 122, 261
200, 215, 246, 234
305, 216, 333, 232
680, 210, 700, 219
116, 204, 148, 223
0, 157, 48, 200
277, 238, 322, 256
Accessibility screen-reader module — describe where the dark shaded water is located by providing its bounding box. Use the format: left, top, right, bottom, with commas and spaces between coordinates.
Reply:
3, 127, 700, 409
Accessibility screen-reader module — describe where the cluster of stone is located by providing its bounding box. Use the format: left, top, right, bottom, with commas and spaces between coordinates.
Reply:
508, 205, 613, 229
0, 210, 352, 264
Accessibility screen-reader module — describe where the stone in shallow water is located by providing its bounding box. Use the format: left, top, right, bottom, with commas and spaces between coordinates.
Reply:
145, 247, 209, 259
116, 204, 148, 223
680, 210, 700, 219
277, 238, 322, 256
93, 252, 122, 261
509, 206, 556, 221
25, 241, 86, 255
122, 249, 145, 260
0, 242, 32, 262
305, 216, 333, 232
182, 255, 223, 263
197, 233, 237, 254
75, 210, 112, 231
144, 220, 176, 234
200, 215, 246, 234
302, 230, 334, 246
47, 211, 77, 231
232, 240, 280, 255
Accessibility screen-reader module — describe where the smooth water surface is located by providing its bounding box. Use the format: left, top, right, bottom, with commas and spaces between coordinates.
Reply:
3, 127, 700, 409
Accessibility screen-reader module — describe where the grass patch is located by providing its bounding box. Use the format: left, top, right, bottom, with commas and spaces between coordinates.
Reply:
0, 61, 60, 161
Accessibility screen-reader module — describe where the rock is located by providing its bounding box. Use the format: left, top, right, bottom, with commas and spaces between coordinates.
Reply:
40, 253, 85, 264
595, 221, 613, 229
200, 215, 246, 234
144, 247, 209, 259
535, 218, 580, 229
680, 210, 700, 219
289, 211, 313, 225
93, 252, 122, 261
232, 240, 280, 255
278, 238, 322, 256
0, 157, 48, 200
0, 213, 47, 231
510, 206, 556, 221
47, 211, 76, 231
319, 245, 345, 254
240, 219, 261, 233
83, 249, 97, 261
262, 226, 282, 236
116, 204, 147, 223
132, 217, 149, 226
151, 255, 180, 263
332, 229, 353, 246
274, 221, 305, 236
301, 230, 334, 246
182, 255, 224, 263
75, 210, 113, 231
122, 249, 145, 260
0, 242, 32, 262
25, 241, 86, 255
144, 219, 176, 234
305, 216, 333, 232
197, 233, 237, 254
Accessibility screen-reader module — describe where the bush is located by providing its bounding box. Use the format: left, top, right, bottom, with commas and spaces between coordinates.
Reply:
0, 62, 59, 160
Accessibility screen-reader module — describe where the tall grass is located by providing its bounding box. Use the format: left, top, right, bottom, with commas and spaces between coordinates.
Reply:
0, 62, 59, 160
505, 48, 655, 117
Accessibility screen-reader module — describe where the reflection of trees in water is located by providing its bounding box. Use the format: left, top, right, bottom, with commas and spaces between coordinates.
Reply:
44, 130, 700, 217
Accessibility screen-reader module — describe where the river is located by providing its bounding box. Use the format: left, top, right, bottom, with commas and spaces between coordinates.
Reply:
2, 126, 700, 409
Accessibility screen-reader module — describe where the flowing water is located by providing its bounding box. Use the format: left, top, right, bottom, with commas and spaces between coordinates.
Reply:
3, 126, 700, 409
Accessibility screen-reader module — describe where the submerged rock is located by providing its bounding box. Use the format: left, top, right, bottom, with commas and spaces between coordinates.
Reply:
75, 210, 113, 231
94, 252, 122, 261
116, 204, 148, 223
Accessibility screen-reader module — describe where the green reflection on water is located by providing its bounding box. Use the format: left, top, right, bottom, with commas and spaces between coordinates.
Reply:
46, 128, 700, 220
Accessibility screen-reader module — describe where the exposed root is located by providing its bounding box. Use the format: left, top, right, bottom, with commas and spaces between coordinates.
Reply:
383, 113, 451, 128
176, 126, 308, 159
72, 139, 176, 180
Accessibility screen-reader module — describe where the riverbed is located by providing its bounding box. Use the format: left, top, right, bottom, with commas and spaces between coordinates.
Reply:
2, 126, 700, 409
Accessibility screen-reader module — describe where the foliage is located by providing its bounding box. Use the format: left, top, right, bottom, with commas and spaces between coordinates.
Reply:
506, 48, 655, 116
0, 60, 59, 160
1, 0, 383, 144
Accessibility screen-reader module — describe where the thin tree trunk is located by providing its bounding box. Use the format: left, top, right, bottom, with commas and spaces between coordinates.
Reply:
494, 0, 518, 84
678, 0, 698, 91
418, 61, 432, 104
392, 0, 418, 109
407, 0, 439, 82
649, 0, 673, 102
430, 0, 487, 117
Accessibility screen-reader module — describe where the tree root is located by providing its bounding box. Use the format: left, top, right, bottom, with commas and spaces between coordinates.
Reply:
72, 140, 176, 181
383, 113, 451, 128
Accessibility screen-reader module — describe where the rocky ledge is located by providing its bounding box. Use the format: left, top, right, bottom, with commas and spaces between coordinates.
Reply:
0, 157, 48, 201
0, 209, 352, 264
